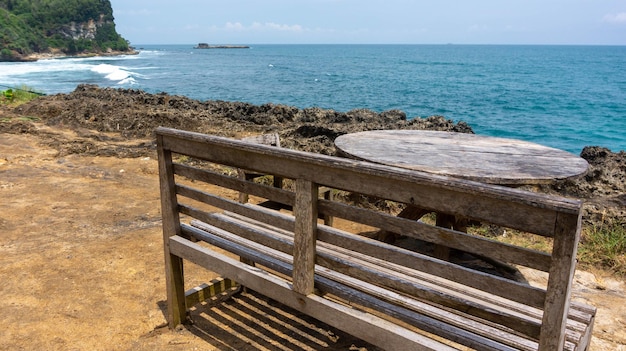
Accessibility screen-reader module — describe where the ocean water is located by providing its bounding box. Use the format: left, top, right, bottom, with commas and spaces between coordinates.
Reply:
1, 44, 625, 154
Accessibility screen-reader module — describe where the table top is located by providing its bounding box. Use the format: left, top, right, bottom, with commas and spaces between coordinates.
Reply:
334, 130, 589, 185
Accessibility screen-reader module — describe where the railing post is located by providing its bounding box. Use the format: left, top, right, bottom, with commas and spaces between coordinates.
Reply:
157, 134, 187, 328
539, 211, 582, 350
292, 179, 318, 295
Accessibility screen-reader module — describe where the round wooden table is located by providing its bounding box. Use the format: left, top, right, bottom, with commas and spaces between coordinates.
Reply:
334, 130, 589, 185
335, 130, 589, 260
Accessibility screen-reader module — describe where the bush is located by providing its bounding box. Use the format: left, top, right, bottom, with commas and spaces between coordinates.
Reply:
1, 48, 13, 60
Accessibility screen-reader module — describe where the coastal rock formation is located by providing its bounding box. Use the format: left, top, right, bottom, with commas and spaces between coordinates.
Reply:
0, 0, 132, 62
15, 84, 473, 155
541, 146, 626, 225
10, 84, 625, 225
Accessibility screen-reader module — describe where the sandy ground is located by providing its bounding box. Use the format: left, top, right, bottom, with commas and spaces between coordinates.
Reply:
1, 123, 625, 350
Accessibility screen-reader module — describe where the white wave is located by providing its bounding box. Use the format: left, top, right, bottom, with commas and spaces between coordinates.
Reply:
0, 60, 92, 78
90, 64, 141, 85
118, 77, 137, 85
91, 63, 121, 75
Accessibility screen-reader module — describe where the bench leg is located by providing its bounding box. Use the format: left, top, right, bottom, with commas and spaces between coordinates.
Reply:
321, 187, 334, 226
165, 253, 188, 328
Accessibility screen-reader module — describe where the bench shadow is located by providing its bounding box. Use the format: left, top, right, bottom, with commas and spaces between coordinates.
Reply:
179, 290, 383, 351
383, 234, 530, 284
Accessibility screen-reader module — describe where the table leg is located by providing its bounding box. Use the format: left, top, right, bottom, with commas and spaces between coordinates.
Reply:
375, 205, 468, 261
433, 214, 468, 260
375, 205, 431, 243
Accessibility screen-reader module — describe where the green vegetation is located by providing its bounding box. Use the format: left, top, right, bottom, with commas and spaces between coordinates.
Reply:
470, 220, 626, 277
579, 220, 626, 276
0, 0, 130, 61
1, 85, 43, 104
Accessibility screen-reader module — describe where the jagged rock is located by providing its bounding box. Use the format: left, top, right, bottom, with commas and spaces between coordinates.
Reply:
11, 84, 626, 226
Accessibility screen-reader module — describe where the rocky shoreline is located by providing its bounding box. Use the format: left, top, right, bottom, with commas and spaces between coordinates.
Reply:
16, 49, 139, 62
5, 84, 626, 225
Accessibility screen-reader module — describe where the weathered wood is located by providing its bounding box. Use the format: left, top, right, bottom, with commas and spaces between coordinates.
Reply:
191, 212, 594, 349
183, 221, 591, 351
175, 163, 295, 207
156, 135, 187, 328
317, 199, 552, 271
190, 217, 542, 336
539, 212, 582, 350
169, 234, 455, 351
156, 127, 581, 236
292, 179, 318, 295
179, 224, 517, 351
156, 127, 596, 351
184, 278, 239, 307
334, 130, 589, 185
191, 212, 547, 309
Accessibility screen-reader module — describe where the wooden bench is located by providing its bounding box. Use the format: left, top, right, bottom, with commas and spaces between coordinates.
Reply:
157, 127, 596, 351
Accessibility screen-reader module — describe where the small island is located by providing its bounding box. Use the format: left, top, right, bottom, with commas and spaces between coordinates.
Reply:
194, 43, 250, 49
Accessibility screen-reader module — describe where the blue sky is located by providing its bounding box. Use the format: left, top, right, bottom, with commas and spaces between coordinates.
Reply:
110, 0, 626, 45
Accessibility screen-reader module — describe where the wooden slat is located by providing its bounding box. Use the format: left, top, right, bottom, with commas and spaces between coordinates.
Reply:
156, 127, 582, 236
218, 209, 595, 349
188, 217, 542, 338
318, 198, 553, 271
178, 225, 520, 351
174, 163, 295, 207
176, 185, 295, 231
184, 278, 239, 306
168, 234, 457, 351
193, 207, 547, 309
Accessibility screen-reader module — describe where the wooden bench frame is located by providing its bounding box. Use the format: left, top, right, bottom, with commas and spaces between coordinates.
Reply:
157, 127, 595, 351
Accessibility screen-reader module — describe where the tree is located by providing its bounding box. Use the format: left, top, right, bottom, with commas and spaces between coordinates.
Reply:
0, 0, 132, 61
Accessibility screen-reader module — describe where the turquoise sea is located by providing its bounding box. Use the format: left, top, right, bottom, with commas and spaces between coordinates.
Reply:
1, 44, 625, 154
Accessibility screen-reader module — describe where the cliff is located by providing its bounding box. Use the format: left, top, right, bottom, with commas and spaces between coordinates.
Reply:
0, 0, 134, 62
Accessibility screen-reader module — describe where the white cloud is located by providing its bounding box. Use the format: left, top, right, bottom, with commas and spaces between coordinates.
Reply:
225, 22, 246, 31
262, 22, 304, 32
602, 12, 626, 24
223, 22, 305, 33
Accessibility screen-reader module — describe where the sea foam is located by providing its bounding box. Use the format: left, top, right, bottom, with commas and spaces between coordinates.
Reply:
91, 64, 136, 84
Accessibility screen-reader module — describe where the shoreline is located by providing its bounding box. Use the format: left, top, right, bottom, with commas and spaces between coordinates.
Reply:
6, 49, 139, 62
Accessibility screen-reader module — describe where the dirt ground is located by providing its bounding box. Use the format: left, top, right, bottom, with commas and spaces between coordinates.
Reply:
1, 121, 625, 350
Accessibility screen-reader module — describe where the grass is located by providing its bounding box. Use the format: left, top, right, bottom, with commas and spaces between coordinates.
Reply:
579, 220, 626, 276
1, 85, 44, 105
468, 219, 625, 277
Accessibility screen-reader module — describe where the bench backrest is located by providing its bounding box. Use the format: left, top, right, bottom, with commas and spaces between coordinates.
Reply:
156, 127, 583, 350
